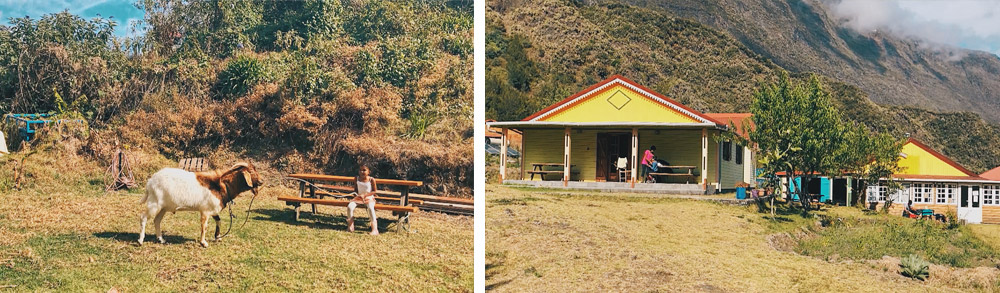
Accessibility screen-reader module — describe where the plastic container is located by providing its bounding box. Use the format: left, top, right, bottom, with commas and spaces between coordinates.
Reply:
736, 187, 747, 199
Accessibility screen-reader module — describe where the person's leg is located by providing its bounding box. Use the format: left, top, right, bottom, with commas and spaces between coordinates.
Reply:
347, 202, 357, 232
366, 201, 379, 235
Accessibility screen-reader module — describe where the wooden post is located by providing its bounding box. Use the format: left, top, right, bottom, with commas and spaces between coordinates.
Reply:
499, 128, 508, 184
564, 127, 571, 187
631, 127, 638, 188
310, 183, 317, 214
701, 128, 708, 192
520, 138, 525, 180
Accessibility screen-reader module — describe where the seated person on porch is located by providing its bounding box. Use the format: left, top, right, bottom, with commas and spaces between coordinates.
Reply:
641, 145, 657, 182
903, 200, 920, 218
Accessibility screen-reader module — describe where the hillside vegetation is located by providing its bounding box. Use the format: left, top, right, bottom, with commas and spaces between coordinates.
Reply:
0, 0, 473, 196
486, 0, 1000, 173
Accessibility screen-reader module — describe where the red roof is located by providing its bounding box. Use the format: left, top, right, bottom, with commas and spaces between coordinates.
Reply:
980, 166, 1000, 181
705, 113, 753, 139
522, 75, 724, 126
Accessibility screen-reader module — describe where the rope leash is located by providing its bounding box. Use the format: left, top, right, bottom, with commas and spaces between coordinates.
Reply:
218, 185, 259, 239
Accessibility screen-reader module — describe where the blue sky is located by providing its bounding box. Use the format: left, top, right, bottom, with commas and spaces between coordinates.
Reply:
0, 0, 145, 37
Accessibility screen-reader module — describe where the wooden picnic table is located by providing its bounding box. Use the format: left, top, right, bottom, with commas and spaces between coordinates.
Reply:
527, 163, 577, 180
647, 165, 698, 183
282, 173, 423, 232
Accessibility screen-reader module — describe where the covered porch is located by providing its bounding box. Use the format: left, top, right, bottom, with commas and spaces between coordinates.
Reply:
489, 122, 732, 194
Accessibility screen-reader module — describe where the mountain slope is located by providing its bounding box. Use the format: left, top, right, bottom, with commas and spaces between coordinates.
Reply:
486, 0, 1000, 172
627, 0, 1000, 122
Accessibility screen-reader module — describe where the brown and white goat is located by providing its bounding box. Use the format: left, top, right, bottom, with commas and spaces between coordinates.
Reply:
139, 162, 262, 247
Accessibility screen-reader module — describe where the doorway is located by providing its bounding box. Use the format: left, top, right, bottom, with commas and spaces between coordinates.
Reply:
832, 178, 848, 206
959, 185, 983, 224
596, 132, 631, 181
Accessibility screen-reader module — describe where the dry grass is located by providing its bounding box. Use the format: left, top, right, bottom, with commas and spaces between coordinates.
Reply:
0, 173, 472, 291
485, 184, 992, 292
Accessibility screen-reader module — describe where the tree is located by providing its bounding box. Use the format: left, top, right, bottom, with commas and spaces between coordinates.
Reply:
748, 72, 846, 211
837, 123, 904, 210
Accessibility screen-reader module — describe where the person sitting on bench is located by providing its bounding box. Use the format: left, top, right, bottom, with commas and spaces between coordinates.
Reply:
903, 200, 920, 219
641, 145, 658, 182
348, 165, 380, 235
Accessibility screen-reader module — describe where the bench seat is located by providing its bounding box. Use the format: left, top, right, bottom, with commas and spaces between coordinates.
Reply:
647, 172, 697, 183
311, 190, 425, 206
277, 195, 419, 213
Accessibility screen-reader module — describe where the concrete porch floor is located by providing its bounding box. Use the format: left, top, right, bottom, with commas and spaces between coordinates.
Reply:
502, 180, 710, 195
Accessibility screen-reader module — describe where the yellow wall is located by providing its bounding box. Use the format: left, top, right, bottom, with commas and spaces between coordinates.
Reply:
521, 129, 565, 181
541, 85, 700, 123
638, 129, 702, 183
897, 142, 968, 176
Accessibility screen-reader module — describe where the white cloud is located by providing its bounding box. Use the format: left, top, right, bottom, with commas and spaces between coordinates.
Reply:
825, 0, 1000, 57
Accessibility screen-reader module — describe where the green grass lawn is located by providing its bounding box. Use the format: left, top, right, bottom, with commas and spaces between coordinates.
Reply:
0, 185, 472, 291
486, 184, 1000, 292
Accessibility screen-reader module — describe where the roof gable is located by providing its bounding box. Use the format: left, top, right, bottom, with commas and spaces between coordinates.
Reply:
897, 139, 975, 177
523, 75, 722, 125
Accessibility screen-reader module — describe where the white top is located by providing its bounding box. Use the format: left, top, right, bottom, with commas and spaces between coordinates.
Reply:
0, 130, 7, 155
357, 179, 373, 194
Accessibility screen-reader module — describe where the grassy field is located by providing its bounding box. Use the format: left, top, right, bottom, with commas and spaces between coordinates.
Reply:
0, 184, 473, 291
486, 184, 1000, 292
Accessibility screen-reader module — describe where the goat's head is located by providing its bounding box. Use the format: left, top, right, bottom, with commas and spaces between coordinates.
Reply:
227, 162, 263, 196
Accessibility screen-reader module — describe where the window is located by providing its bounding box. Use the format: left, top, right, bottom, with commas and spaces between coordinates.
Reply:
723, 141, 732, 161
735, 144, 744, 165
912, 183, 933, 203
984, 185, 1000, 205
935, 184, 955, 204
867, 184, 887, 202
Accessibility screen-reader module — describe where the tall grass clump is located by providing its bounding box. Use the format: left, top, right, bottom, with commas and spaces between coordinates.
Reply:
796, 215, 999, 268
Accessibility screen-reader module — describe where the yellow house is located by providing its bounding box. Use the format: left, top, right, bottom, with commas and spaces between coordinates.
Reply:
488, 75, 755, 194
868, 138, 1000, 224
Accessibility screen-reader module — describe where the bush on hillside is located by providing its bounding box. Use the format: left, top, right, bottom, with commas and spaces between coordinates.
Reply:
215, 55, 269, 99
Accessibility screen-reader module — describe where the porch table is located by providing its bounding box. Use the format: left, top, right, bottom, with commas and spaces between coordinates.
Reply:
647, 165, 698, 183
527, 163, 577, 180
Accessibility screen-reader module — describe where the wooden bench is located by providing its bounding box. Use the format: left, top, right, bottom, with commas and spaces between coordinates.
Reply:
279, 173, 423, 232
526, 170, 581, 180
277, 196, 418, 213
647, 173, 698, 183
312, 189, 425, 206
178, 157, 210, 172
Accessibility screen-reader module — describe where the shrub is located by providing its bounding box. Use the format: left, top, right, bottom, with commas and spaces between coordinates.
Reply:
900, 254, 930, 281
215, 55, 268, 99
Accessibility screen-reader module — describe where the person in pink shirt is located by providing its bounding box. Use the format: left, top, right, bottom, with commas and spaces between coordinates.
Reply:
641, 145, 657, 182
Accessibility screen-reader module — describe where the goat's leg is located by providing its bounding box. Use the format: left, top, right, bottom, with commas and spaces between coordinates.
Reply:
153, 209, 167, 244
199, 212, 209, 247
213, 215, 222, 241
139, 208, 156, 245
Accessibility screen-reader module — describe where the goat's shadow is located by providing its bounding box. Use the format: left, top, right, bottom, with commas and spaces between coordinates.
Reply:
252, 208, 398, 232
93, 231, 193, 245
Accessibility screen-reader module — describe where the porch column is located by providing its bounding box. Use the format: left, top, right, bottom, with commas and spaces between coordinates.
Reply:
631, 127, 638, 188
564, 127, 571, 187
701, 127, 708, 191
499, 128, 508, 184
